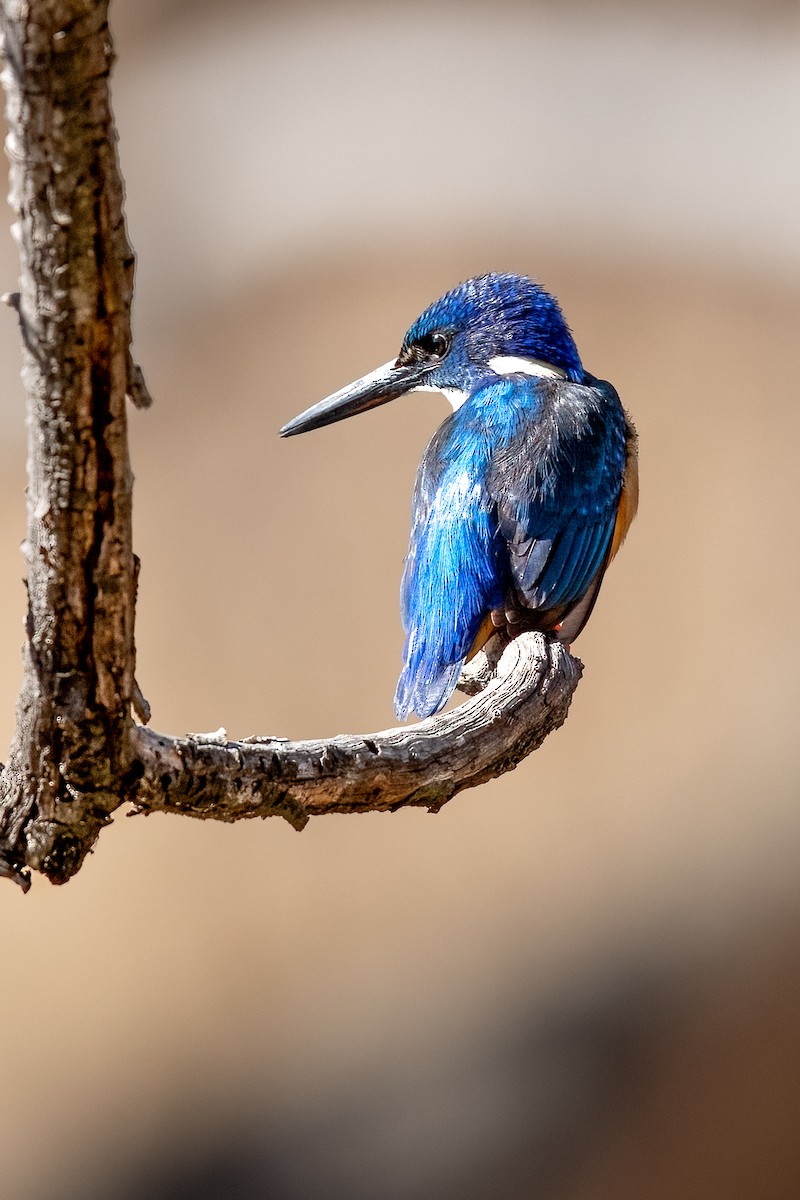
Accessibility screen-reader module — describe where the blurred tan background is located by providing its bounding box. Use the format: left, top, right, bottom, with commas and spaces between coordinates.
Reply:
1, 1, 800, 1197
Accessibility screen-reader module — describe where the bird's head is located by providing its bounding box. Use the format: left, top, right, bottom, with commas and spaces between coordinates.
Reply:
280, 273, 583, 437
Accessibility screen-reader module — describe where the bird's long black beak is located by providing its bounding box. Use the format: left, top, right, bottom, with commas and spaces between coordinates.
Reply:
279, 359, 429, 437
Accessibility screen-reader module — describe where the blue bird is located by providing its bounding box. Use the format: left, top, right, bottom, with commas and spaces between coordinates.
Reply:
281, 273, 638, 720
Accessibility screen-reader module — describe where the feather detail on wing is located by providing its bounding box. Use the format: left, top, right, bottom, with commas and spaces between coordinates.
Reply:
488, 377, 631, 637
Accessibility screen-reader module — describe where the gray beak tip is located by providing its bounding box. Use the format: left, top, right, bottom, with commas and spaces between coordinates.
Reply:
278, 359, 427, 440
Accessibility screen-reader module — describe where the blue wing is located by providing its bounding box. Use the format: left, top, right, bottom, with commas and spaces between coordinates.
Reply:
489, 376, 628, 637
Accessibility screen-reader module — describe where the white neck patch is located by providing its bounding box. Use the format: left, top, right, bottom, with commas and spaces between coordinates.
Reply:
412, 382, 469, 412
487, 355, 566, 380
408, 356, 565, 414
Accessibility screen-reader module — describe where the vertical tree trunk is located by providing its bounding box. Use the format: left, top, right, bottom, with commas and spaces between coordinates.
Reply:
0, 0, 140, 883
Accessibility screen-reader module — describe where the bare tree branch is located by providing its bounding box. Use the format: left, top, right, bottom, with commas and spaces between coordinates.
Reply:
0, 0, 582, 890
129, 635, 582, 828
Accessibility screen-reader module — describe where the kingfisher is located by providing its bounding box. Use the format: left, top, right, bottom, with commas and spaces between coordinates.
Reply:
281, 273, 637, 720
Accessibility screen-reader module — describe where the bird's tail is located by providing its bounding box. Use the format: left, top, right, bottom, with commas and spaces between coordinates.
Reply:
394, 478, 504, 721
393, 655, 462, 721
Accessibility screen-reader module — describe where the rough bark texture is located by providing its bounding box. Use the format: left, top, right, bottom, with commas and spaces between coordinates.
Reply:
0, 0, 145, 887
0, 0, 582, 891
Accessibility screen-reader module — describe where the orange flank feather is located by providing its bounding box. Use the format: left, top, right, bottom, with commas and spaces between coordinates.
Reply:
466, 612, 496, 661
609, 420, 639, 563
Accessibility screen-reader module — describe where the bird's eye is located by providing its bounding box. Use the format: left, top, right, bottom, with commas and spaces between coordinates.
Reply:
415, 331, 451, 361
396, 329, 453, 368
